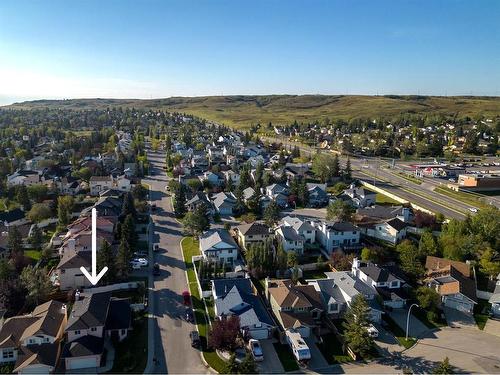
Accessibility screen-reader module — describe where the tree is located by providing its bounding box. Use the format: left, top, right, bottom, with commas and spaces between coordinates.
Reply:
361, 247, 378, 263
234, 185, 246, 215
27, 184, 48, 203
330, 252, 354, 271
20, 265, 53, 306
73, 167, 92, 182
254, 161, 264, 188
479, 248, 500, 280
121, 214, 138, 249
433, 357, 454, 374
187, 179, 202, 194
343, 294, 373, 356
131, 184, 148, 201
332, 154, 340, 178
173, 185, 187, 216
263, 201, 280, 227
326, 200, 354, 222
238, 353, 258, 374
312, 153, 335, 183
121, 192, 137, 218
57, 195, 74, 229
0, 279, 26, 315
116, 240, 131, 279
398, 240, 424, 280
416, 286, 440, 311
414, 211, 437, 229
344, 158, 352, 180
182, 205, 210, 237
16, 185, 31, 211
8, 226, 23, 255
29, 224, 43, 250
208, 316, 240, 351
418, 231, 438, 259
97, 240, 116, 284
287, 251, 298, 268
27, 203, 52, 223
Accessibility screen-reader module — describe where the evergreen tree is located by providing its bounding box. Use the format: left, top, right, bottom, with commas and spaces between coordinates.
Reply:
344, 158, 352, 180
121, 214, 138, 249
238, 353, 258, 374
239, 163, 251, 190
16, 185, 31, 211
121, 192, 136, 218
57, 196, 74, 229
332, 154, 340, 177
254, 161, 264, 188
29, 224, 43, 250
97, 240, 116, 284
342, 294, 374, 356
20, 266, 53, 307
433, 357, 454, 374
174, 185, 187, 216
264, 200, 280, 227
182, 205, 210, 237
234, 185, 246, 215
116, 240, 131, 279
8, 226, 23, 255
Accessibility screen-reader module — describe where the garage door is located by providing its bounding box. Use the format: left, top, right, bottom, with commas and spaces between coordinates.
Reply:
445, 298, 472, 313
250, 328, 269, 340
67, 357, 98, 370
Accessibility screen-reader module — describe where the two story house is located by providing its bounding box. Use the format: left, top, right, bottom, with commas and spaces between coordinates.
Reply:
281, 216, 316, 244
0, 300, 67, 374
265, 279, 323, 338
200, 229, 239, 264
89, 176, 113, 196
275, 226, 304, 254
234, 222, 272, 250
314, 221, 360, 254
211, 192, 237, 216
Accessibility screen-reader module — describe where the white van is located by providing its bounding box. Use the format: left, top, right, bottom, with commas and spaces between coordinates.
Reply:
285, 329, 311, 362
366, 324, 379, 338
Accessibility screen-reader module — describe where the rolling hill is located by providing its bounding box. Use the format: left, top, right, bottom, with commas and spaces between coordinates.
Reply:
4, 95, 500, 128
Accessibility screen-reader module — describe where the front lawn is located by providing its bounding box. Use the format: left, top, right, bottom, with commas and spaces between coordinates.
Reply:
318, 333, 352, 364
382, 315, 417, 349
273, 343, 299, 371
110, 312, 148, 373
474, 299, 492, 330
25, 249, 42, 262
413, 307, 446, 329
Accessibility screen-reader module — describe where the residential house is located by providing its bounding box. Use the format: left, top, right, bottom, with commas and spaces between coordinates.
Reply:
309, 271, 383, 322
0, 208, 28, 228
356, 206, 412, 223
424, 256, 477, 314
342, 185, 377, 208
54, 176, 82, 195
212, 192, 237, 216
199, 171, 225, 187
81, 196, 122, 218
212, 278, 275, 339
281, 216, 316, 244
265, 279, 323, 338
61, 292, 131, 371
314, 221, 360, 254
351, 258, 409, 308
234, 222, 272, 250
223, 170, 240, 187
489, 274, 500, 318
200, 229, 239, 264
89, 176, 113, 196
306, 183, 329, 207
275, 226, 304, 255
265, 183, 289, 208
358, 217, 408, 244
7, 170, 41, 187
0, 300, 67, 374
185, 192, 211, 212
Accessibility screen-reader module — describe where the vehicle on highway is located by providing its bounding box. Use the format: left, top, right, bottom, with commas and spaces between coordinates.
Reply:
185, 308, 194, 323
469, 207, 478, 213
249, 339, 264, 362
190, 331, 201, 348
153, 263, 160, 276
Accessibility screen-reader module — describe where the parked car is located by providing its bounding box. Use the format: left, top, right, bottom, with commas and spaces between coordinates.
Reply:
130, 258, 148, 269
190, 331, 200, 348
133, 251, 148, 258
182, 291, 191, 305
367, 324, 379, 338
185, 308, 194, 323
469, 207, 478, 213
249, 339, 264, 362
153, 263, 160, 276
154, 243, 160, 252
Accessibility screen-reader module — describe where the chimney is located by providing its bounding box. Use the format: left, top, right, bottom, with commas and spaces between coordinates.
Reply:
68, 238, 76, 252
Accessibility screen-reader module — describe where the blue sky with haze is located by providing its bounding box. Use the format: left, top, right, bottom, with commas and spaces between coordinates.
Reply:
0, 0, 499, 104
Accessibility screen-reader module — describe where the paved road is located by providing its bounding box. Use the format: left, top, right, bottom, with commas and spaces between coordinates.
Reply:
143, 148, 209, 374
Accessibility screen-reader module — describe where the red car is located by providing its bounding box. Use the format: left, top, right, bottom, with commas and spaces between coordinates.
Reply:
182, 291, 191, 306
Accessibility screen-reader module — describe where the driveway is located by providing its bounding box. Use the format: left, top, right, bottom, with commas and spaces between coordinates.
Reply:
484, 318, 500, 337
304, 337, 329, 370
258, 339, 284, 373
389, 308, 429, 338
443, 307, 477, 328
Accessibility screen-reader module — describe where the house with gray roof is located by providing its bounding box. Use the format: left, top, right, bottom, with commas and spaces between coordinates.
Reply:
342, 184, 376, 208
489, 274, 500, 318
199, 229, 239, 264
275, 226, 304, 254
211, 192, 237, 216
281, 216, 316, 244
213, 278, 275, 339
314, 221, 361, 254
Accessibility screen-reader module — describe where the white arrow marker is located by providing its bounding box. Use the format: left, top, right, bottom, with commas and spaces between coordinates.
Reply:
80, 208, 108, 285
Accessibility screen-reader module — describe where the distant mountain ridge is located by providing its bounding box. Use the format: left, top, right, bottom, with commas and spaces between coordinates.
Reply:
4, 95, 500, 128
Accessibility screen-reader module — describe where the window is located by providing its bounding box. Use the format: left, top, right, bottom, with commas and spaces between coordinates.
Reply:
329, 303, 338, 313
90, 327, 97, 332
29, 339, 34, 344
390, 281, 398, 288
3, 349, 14, 359
74, 330, 81, 335
352, 231, 357, 235
121, 329, 126, 335
228, 249, 233, 254
248, 235, 253, 239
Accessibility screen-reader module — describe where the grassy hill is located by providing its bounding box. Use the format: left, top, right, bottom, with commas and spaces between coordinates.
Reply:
4, 95, 500, 129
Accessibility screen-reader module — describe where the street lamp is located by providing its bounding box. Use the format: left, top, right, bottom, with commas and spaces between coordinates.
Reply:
406, 303, 419, 340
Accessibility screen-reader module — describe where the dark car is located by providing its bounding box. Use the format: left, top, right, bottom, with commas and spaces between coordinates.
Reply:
153, 263, 160, 276
151, 204, 157, 211
185, 308, 194, 323
182, 291, 191, 306
189, 330, 201, 348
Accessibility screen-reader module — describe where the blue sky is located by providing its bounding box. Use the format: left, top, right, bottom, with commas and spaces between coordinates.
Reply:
0, 0, 499, 104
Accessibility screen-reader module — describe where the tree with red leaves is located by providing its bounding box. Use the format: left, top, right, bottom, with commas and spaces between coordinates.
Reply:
414, 210, 436, 229
208, 315, 241, 351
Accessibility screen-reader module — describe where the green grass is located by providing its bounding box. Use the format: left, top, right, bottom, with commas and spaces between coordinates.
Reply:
412, 308, 447, 329
110, 313, 148, 373
10, 95, 500, 129
382, 315, 417, 349
273, 343, 299, 371
474, 299, 492, 330
434, 186, 491, 210
318, 333, 353, 364
396, 172, 423, 185
181, 237, 228, 373
25, 250, 42, 261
